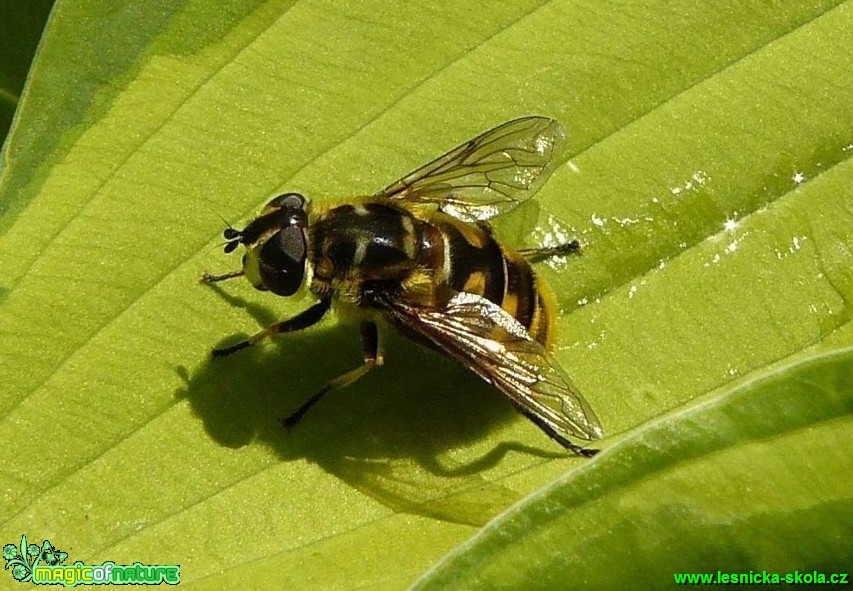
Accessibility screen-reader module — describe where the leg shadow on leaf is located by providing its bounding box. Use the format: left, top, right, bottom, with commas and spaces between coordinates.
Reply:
177, 288, 576, 525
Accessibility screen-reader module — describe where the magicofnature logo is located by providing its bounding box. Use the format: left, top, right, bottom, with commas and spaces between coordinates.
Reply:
3, 534, 180, 586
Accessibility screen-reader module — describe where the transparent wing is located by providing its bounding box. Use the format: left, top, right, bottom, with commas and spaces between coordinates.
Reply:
376, 290, 603, 445
376, 116, 566, 222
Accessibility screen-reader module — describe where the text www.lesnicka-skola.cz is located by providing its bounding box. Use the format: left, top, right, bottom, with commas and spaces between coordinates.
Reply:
673, 570, 848, 585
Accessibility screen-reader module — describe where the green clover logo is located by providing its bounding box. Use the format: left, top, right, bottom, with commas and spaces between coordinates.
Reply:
2, 534, 68, 583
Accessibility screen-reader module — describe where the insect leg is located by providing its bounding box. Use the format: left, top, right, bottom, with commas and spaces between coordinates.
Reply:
212, 298, 331, 357
518, 239, 581, 261
517, 406, 599, 457
280, 321, 382, 429
200, 269, 245, 283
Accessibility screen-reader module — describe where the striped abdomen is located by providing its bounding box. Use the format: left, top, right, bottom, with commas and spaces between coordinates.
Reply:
418, 212, 555, 347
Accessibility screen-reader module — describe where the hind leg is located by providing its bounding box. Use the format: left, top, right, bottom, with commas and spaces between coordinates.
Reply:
518, 239, 581, 261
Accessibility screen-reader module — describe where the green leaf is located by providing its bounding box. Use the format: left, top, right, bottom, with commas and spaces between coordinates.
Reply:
0, 0, 54, 147
1, 1, 850, 588
414, 348, 853, 589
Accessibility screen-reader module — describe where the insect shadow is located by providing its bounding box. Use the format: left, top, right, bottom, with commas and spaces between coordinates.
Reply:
178, 285, 567, 525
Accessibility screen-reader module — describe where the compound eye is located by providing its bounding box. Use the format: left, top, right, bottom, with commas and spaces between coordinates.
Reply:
277, 225, 306, 262
266, 192, 306, 210
258, 226, 307, 296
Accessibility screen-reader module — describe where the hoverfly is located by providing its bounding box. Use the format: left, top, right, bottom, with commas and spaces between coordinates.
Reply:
203, 116, 604, 456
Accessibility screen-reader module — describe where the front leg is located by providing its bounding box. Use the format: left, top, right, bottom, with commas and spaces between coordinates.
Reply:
200, 269, 244, 284
212, 298, 331, 357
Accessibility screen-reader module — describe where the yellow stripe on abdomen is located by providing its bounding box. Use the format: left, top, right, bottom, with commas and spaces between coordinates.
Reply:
528, 276, 557, 348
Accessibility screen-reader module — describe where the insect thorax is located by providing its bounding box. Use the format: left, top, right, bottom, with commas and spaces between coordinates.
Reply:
308, 200, 421, 301
306, 199, 554, 347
